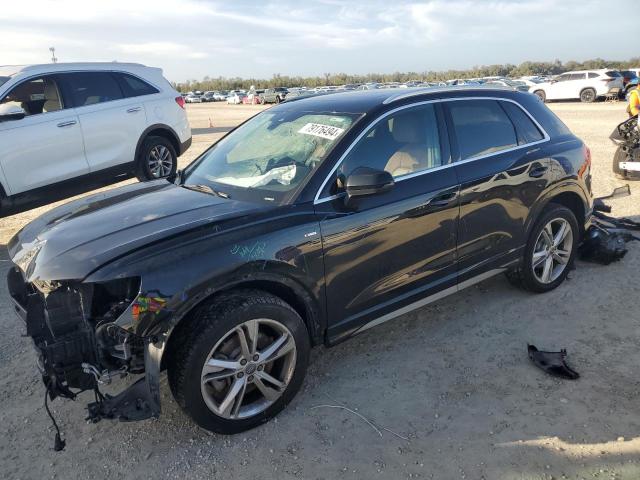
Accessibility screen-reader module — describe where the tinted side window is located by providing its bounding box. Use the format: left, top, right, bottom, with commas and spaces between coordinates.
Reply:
115, 73, 159, 97
338, 104, 442, 183
587, 72, 599, 79
0, 75, 64, 116
568, 73, 586, 80
63, 72, 123, 106
448, 100, 517, 160
500, 101, 544, 145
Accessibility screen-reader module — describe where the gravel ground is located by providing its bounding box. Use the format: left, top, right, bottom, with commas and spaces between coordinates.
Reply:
1, 101, 639, 480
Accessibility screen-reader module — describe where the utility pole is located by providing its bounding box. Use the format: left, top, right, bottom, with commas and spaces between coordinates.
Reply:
49, 47, 57, 63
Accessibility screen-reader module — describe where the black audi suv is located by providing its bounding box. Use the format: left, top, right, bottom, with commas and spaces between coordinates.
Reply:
7, 87, 592, 434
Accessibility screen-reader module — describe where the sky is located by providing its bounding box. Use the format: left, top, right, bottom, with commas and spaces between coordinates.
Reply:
0, 0, 637, 83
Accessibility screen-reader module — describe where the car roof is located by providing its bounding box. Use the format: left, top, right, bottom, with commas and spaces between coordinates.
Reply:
0, 62, 158, 77
279, 85, 519, 113
563, 68, 614, 74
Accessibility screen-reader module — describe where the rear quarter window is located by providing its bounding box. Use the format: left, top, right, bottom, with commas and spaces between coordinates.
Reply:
115, 73, 159, 97
500, 101, 544, 144
448, 100, 518, 160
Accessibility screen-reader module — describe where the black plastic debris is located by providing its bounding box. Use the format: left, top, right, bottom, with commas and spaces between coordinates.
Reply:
578, 185, 640, 265
528, 344, 580, 380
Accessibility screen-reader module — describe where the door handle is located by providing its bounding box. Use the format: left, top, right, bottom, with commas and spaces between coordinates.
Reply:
529, 166, 548, 178
57, 120, 77, 128
126, 107, 142, 113
428, 191, 458, 207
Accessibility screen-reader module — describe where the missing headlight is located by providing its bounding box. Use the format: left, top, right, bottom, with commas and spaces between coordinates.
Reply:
90, 277, 141, 323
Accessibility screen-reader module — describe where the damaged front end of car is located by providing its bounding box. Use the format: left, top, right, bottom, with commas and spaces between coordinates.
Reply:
7, 268, 163, 428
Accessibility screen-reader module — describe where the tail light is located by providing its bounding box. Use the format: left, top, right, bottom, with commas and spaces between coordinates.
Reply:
579, 144, 591, 178
175, 96, 185, 109
601, 77, 615, 82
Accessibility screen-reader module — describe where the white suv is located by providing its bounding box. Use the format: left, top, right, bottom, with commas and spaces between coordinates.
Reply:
530, 69, 624, 103
0, 62, 191, 214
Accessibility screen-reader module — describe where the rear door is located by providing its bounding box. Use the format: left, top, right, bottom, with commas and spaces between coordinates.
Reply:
59, 71, 148, 172
0, 74, 89, 194
445, 98, 551, 282
316, 102, 460, 342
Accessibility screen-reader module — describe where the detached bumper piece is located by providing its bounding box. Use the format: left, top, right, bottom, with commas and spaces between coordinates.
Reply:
528, 344, 579, 380
579, 186, 640, 264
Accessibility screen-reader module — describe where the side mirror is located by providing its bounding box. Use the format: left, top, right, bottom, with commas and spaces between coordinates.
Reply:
344, 167, 394, 204
0, 104, 26, 122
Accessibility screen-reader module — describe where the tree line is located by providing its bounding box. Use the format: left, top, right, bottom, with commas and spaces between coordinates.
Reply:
174, 57, 640, 92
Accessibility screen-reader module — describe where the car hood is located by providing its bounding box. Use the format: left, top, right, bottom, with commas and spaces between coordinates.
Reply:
7, 180, 262, 282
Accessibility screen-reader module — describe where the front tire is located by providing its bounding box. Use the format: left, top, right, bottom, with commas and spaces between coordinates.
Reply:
135, 136, 177, 181
506, 204, 579, 293
580, 88, 596, 103
168, 290, 310, 434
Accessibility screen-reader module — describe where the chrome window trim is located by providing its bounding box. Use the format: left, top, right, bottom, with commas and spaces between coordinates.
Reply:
313, 96, 550, 205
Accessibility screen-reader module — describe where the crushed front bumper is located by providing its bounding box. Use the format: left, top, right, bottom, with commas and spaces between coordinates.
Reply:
7, 266, 162, 423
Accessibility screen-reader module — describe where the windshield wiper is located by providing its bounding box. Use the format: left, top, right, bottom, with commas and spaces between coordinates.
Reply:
181, 184, 230, 199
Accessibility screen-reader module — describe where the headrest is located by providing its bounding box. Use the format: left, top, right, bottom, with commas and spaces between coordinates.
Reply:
44, 81, 59, 101
391, 111, 425, 144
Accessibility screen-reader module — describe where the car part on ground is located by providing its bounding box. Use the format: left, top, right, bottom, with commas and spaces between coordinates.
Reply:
610, 116, 639, 179
578, 186, 639, 264
6, 87, 594, 437
527, 344, 579, 380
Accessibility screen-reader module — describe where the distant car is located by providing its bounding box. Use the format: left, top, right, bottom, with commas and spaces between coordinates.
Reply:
517, 78, 543, 87
620, 71, 639, 96
185, 94, 202, 103
485, 79, 530, 92
0, 62, 191, 214
530, 69, 624, 103
262, 87, 288, 104
202, 91, 216, 102
226, 92, 247, 104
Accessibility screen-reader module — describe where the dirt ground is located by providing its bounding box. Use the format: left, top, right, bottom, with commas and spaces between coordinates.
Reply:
1, 100, 639, 480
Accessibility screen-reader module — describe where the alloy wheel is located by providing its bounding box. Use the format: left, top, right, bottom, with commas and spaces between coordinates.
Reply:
531, 217, 573, 284
200, 318, 297, 420
147, 145, 173, 178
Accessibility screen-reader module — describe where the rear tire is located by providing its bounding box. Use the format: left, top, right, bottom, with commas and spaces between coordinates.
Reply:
506, 204, 579, 293
533, 90, 546, 102
135, 136, 177, 181
580, 88, 596, 103
167, 290, 310, 434
613, 146, 628, 180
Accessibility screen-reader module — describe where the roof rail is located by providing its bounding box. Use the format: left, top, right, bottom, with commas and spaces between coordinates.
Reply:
383, 85, 515, 105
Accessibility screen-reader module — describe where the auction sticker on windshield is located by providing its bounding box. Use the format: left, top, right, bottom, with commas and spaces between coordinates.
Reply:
298, 123, 345, 141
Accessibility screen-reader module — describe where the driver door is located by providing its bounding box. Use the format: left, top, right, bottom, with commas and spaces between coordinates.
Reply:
0, 75, 88, 195
315, 103, 460, 343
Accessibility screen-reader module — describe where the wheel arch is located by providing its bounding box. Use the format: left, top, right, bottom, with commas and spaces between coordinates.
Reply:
135, 124, 182, 164
526, 186, 588, 239
161, 275, 323, 370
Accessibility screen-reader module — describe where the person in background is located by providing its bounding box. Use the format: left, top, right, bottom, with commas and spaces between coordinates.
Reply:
628, 82, 640, 117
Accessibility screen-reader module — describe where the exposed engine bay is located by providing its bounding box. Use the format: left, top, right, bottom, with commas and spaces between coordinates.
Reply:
7, 271, 162, 449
